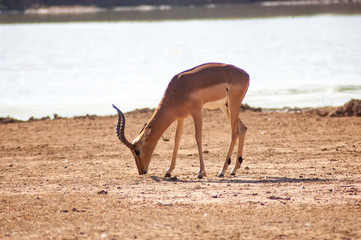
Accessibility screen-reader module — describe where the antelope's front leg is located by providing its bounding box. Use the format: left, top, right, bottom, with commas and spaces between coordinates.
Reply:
192, 111, 207, 179
165, 118, 184, 177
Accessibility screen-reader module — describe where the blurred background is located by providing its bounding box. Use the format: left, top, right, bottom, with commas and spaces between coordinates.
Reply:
1, 0, 360, 120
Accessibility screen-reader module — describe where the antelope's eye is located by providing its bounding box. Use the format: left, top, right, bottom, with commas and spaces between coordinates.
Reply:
134, 149, 140, 156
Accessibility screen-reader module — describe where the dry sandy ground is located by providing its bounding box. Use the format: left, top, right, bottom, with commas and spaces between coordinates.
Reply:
0, 107, 360, 239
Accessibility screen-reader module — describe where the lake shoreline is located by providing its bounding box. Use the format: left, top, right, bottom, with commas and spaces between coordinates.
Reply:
1, 99, 359, 124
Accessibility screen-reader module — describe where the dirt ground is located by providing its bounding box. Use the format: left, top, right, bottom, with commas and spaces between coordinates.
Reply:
0, 105, 360, 239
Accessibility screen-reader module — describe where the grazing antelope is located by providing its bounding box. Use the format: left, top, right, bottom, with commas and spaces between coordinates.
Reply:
113, 63, 249, 178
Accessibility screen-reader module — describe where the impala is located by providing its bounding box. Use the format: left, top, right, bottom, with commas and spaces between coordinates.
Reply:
113, 63, 250, 178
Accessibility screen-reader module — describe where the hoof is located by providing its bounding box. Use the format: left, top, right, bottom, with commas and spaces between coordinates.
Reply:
217, 171, 224, 178
164, 172, 171, 178
197, 170, 206, 179
230, 167, 238, 176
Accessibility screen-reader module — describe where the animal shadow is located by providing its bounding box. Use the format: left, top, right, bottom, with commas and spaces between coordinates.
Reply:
150, 175, 333, 184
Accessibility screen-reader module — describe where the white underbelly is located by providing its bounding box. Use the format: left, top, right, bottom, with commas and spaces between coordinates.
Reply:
203, 96, 227, 109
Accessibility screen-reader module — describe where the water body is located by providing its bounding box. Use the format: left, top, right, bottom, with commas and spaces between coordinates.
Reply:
1, 3, 360, 119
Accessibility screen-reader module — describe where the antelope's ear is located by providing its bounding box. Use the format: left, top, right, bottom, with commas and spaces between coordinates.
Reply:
139, 123, 147, 134
143, 127, 151, 141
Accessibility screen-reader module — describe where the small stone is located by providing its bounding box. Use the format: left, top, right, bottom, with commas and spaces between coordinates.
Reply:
97, 190, 108, 195
210, 193, 218, 198
157, 202, 173, 207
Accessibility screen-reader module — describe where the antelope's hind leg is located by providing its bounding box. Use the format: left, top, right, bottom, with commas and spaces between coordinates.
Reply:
217, 102, 241, 177
165, 118, 184, 178
230, 118, 247, 176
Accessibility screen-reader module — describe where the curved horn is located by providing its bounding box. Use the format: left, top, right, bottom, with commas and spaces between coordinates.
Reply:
112, 104, 134, 150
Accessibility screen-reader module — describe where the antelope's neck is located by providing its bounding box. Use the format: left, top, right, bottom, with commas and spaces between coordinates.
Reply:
146, 105, 176, 147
